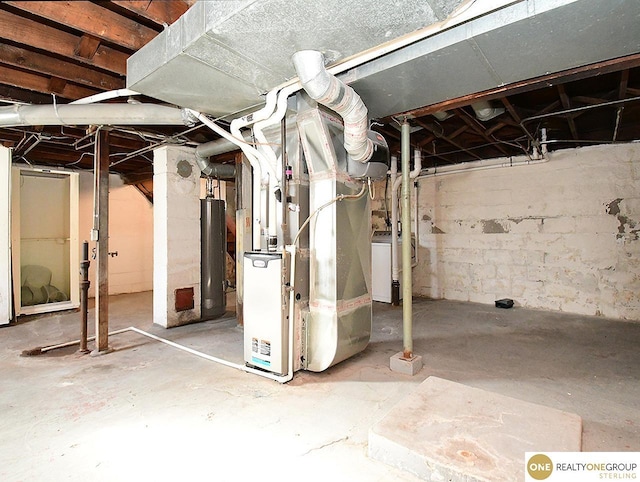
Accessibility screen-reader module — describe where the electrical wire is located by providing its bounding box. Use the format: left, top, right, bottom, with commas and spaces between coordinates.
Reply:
292, 182, 368, 246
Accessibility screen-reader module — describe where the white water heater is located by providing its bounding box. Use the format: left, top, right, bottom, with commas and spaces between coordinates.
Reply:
243, 253, 287, 375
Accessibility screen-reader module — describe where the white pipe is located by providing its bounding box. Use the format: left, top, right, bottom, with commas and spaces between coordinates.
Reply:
126, 327, 293, 383
416, 154, 549, 181
390, 155, 400, 282
0, 103, 192, 127
194, 110, 264, 249
391, 148, 422, 281
252, 84, 300, 242
30, 325, 294, 383
541, 128, 548, 156
70, 89, 141, 105
292, 50, 373, 163
412, 149, 421, 268
253, 84, 300, 183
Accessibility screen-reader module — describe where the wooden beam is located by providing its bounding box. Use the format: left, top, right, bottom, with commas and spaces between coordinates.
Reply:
501, 97, 522, 124
415, 120, 482, 160
111, 0, 192, 26
94, 129, 110, 354
571, 95, 612, 106
47, 77, 67, 95
0, 84, 52, 104
618, 69, 629, 100
0, 8, 127, 75
448, 125, 469, 140
454, 108, 509, 156
557, 85, 579, 140
0, 43, 124, 91
74, 34, 101, 60
6, 1, 158, 51
0, 64, 99, 99
396, 53, 640, 119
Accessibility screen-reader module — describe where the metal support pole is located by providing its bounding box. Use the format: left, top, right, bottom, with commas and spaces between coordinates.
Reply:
79, 240, 90, 354
93, 128, 110, 354
401, 120, 413, 358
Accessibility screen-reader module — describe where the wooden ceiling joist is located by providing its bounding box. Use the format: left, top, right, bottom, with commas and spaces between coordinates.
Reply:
0, 43, 124, 91
4, 1, 158, 51
111, 0, 193, 26
0, 63, 99, 99
0, 8, 127, 75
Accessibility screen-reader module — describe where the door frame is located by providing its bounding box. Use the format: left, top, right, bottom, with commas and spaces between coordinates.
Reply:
11, 166, 80, 316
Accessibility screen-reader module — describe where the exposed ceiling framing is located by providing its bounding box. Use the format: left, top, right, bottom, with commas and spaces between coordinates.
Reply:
0, 0, 639, 189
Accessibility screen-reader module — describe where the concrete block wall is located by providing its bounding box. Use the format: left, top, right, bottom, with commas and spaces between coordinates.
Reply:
380, 143, 640, 320
153, 145, 201, 327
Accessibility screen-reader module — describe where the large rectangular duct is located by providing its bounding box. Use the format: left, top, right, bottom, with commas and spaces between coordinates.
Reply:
127, 0, 465, 117
128, 0, 640, 120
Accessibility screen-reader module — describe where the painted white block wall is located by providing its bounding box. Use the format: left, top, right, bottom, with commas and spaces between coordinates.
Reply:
78, 171, 153, 297
0, 147, 11, 324
411, 143, 640, 320
153, 145, 201, 328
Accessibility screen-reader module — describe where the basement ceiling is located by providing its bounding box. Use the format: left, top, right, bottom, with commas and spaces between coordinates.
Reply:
0, 0, 640, 190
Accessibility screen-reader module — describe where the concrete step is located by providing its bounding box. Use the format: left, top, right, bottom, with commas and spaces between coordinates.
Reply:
368, 376, 582, 481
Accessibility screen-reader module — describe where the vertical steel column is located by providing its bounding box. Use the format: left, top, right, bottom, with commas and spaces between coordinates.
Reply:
401, 120, 413, 358
94, 129, 110, 353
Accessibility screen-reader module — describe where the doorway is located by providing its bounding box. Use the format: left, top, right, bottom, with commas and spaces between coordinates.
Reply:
11, 167, 79, 316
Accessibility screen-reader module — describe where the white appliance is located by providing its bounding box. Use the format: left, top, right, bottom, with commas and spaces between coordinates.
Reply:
371, 232, 415, 303
243, 253, 287, 375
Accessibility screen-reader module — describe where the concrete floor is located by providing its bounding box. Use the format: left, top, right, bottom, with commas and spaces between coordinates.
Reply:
1, 292, 638, 481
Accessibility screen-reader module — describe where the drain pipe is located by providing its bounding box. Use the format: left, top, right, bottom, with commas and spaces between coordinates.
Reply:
412, 150, 421, 269
253, 84, 300, 245
391, 147, 422, 303
23, 324, 294, 383
292, 50, 373, 163
390, 155, 400, 305
401, 121, 413, 358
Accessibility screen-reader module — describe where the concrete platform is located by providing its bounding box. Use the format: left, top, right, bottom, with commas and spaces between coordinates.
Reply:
369, 376, 582, 481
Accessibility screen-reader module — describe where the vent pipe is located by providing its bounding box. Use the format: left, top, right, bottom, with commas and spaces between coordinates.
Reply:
292, 50, 373, 163
470, 100, 505, 121
0, 103, 194, 128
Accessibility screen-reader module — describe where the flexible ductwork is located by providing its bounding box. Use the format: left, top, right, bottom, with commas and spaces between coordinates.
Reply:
470, 100, 505, 121
292, 50, 373, 163
0, 103, 194, 127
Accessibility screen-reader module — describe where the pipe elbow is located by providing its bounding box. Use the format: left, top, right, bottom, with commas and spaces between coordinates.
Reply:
195, 154, 236, 179
293, 50, 373, 164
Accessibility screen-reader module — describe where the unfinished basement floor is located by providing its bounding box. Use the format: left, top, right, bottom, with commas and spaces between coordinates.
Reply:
1, 292, 639, 481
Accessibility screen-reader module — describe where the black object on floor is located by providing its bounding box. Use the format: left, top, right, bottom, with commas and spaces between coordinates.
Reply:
495, 298, 514, 309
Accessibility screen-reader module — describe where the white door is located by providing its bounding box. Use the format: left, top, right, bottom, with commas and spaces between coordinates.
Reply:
11, 167, 79, 316
0, 146, 11, 325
